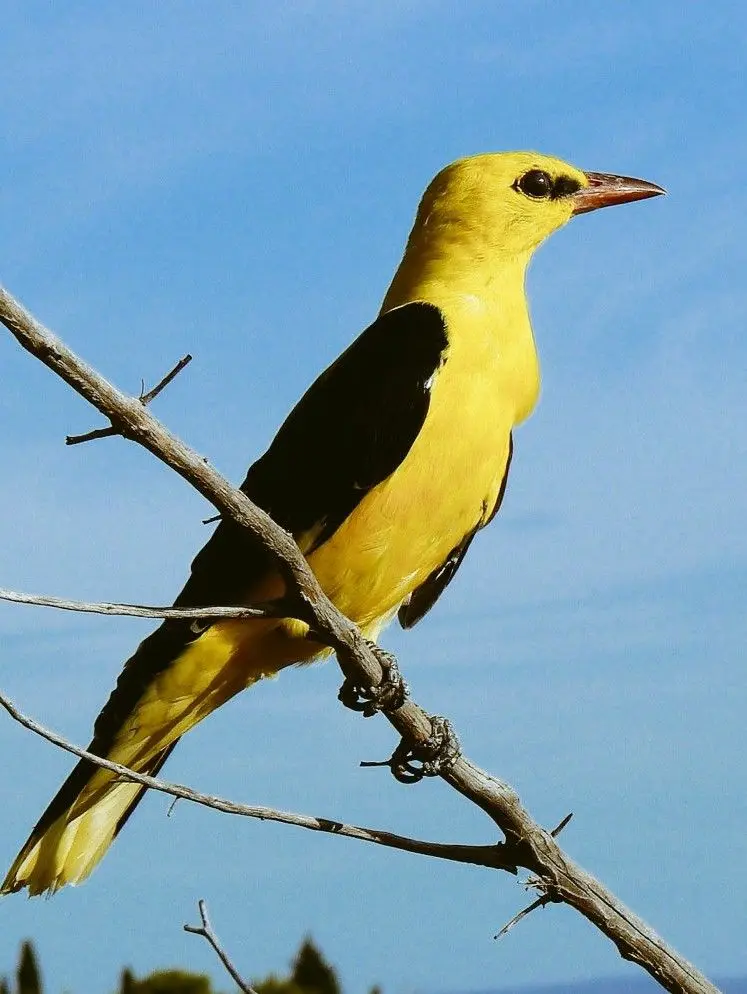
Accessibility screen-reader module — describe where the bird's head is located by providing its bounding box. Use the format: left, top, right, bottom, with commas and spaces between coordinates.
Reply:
411, 151, 665, 260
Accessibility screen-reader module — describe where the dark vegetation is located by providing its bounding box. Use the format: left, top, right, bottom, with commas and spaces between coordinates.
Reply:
1, 936, 379, 994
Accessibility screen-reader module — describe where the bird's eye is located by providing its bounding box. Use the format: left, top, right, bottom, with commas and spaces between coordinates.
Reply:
515, 170, 553, 199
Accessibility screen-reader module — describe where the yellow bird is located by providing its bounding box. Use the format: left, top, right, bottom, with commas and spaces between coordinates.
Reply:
2, 152, 663, 895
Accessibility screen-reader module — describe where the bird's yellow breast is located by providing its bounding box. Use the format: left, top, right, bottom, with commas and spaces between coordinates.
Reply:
306, 291, 539, 630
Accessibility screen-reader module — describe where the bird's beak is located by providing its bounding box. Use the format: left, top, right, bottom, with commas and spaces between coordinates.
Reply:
572, 172, 666, 215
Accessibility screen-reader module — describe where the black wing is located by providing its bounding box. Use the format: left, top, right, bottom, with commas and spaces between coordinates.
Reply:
182, 300, 449, 596
398, 433, 514, 629
104, 301, 449, 753
241, 300, 449, 549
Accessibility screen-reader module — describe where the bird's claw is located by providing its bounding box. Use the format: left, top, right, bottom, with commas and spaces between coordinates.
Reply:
338, 641, 409, 716
387, 715, 461, 784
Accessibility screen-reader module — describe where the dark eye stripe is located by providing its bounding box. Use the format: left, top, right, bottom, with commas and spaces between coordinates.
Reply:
552, 175, 582, 199
513, 170, 582, 201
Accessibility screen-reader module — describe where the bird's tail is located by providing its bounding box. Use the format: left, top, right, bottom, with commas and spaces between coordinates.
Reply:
2, 742, 178, 896
2, 613, 315, 896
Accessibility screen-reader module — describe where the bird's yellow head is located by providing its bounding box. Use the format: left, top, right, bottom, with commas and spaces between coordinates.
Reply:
383, 151, 663, 311
413, 151, 664, 258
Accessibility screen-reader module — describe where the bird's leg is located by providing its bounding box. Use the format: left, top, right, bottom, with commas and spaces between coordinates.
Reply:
337, 640, 409, 717
337, 637, 461, 781
386, 715, 461, 784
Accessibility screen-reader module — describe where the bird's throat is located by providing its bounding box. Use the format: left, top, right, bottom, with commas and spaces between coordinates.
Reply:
382, 247, 540, 425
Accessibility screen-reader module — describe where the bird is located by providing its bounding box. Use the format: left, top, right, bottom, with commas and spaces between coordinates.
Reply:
2, 151, 664, 896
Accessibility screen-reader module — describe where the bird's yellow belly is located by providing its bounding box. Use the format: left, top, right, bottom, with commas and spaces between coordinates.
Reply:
306, 367, 514, 629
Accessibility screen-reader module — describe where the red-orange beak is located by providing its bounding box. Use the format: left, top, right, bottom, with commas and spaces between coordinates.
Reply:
572, 172, 666, 215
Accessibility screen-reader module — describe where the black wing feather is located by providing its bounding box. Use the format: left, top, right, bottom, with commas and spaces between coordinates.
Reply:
398, 526, 480, 630
240, 300, 448, 548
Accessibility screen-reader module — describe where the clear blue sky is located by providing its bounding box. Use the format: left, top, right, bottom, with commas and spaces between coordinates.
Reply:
1, 3, 745, 992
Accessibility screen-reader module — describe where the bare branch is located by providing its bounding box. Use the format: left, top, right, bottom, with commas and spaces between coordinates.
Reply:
184, 900, 259, 994
0, 284, 722, 994
0, 587, 290, 623
66, 353, 192, 445
0, 691, 514, 870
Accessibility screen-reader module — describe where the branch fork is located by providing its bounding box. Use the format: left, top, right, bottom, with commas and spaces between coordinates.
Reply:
66, 353, 192, 445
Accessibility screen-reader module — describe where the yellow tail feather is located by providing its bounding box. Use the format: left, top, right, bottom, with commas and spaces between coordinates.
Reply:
4, 780, 145, 895
2, 616, 322, 896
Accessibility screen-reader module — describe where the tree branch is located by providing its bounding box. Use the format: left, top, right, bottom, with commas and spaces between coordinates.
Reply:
66, 353, 192, 445
0, 283, 721, 994
0, 691, 514, 871
184, 900, 258, 994
0, 587, 291, 623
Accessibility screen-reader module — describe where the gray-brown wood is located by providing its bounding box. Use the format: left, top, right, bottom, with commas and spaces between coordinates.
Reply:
0, 587, 287, 622
0, 692, 513, 870
0, 283, 721, 994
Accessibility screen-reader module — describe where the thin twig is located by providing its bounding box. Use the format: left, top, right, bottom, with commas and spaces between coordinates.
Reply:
495, 893, 554, 940
66, 424, 120, 445
66, 353, 192, 445
0, 691, 514, 870
0, 587, 290, 623
140, 353, 192, 404
0, 283, 722, 994
184, 900, 259, 994
550, 813, 573, 837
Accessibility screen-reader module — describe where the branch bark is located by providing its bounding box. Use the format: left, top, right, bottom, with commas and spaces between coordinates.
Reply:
0, 283, 721, 994
0, 587, 289, 622
0, 692, 512, 870
65, 353, 192, 445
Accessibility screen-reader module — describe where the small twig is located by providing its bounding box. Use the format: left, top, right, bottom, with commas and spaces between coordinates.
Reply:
551, 812, 573, 837
140, 354, 192, 405
0, 587, 291, 623
66, 353, 192, 445
0, 691, 514, 870
495, 891, 554, 939
66, 424, 120, 445
184, 900, 258, 994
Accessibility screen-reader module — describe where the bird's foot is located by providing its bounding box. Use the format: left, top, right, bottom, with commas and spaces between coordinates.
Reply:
338, 640, 409, 717
363, 715, 462, 784
389, 715, 461, 783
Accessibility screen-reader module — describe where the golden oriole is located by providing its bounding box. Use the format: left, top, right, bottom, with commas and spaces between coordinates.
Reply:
2, 151, 663, 895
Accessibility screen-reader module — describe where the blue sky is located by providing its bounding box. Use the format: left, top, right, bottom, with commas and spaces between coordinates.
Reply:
1, 2, 746, 992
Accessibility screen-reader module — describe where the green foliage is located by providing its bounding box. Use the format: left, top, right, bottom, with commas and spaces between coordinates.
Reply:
252, 977, 307, 994
4, 933, 377, 994
290, 938, 340, 994
118, 968, 136, 994
252, 936, 342, 994
17, 941, 43, 994
119, 969, 215, 994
